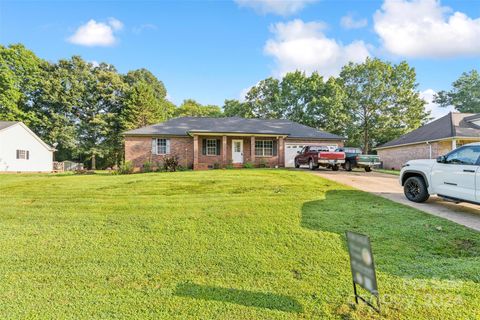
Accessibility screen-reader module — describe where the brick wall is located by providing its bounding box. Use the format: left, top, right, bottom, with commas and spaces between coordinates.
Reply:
125, 135, 345, 170
124, 136, 193, 169
377, 140, 452, 170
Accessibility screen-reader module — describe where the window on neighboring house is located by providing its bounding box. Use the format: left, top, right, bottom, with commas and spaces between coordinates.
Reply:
152, 138, 170, 155
255, 140, 274, 157
16, 150, 29, 160
206, 139, 217, 156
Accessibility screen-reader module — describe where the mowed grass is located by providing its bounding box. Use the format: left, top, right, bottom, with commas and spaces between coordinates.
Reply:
0, 170, 479, 319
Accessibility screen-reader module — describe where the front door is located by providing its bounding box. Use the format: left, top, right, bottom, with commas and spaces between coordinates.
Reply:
232, 140, 243, 164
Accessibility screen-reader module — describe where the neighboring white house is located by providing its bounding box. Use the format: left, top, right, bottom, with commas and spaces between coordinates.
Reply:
0, 121, 54, 172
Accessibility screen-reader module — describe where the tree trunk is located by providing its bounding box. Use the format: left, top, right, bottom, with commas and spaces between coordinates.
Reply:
363, 107, 369, 154
364, 125, 369, 154
91, 154, 96, 170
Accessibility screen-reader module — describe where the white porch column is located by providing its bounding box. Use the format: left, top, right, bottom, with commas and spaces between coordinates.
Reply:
451, 139, 457, 150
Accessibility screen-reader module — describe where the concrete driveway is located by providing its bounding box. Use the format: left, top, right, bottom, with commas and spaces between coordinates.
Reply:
305, 168, 480, 232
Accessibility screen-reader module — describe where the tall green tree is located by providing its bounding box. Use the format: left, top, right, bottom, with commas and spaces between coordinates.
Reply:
230, 72, 349, 136
223, 99, 254, 118
339, 58, 428, 153
434, 70, 480, 113
122, 69, 175, 130
244, 77, 282, 118
175, 99, 222, 117
0, 44, 45, 124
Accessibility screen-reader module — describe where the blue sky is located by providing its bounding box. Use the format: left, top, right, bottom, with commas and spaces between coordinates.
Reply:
1, 0, 480, 119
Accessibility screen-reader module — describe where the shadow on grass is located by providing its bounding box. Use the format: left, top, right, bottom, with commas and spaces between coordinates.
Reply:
302, 190, 480, 282
174, 283, 303, 313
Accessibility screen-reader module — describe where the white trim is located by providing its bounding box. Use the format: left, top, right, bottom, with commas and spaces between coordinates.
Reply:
205, 139, 218, 156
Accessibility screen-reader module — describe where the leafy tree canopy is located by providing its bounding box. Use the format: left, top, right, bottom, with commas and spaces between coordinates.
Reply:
434, 70, 480, 113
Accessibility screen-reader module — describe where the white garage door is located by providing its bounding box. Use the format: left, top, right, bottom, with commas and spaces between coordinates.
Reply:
285, 143, 339, 167
285, 144, 305, 167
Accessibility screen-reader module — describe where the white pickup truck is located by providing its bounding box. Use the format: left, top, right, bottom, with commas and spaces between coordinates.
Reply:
399, 143, 480, 204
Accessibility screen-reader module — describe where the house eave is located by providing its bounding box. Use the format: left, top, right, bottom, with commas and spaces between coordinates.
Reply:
187, 131, 289, 138
374, 136, 480, 150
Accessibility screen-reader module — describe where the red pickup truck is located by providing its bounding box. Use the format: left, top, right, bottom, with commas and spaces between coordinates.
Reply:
294, 146, 346, 171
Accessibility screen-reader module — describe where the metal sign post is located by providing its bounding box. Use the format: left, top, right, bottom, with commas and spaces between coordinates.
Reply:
345, 231, 381, 313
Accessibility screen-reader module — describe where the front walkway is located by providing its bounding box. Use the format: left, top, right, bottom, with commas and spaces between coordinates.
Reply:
308, 169, 480, 232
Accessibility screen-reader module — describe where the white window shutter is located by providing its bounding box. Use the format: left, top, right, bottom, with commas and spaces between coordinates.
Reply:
151, 138, 157, 155
166, 139, 171, 154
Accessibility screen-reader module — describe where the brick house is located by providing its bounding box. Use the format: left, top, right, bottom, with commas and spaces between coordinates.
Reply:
124, 117, 345, 170
376, 112, 480, 170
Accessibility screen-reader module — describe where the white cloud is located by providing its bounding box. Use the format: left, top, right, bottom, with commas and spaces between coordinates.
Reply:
132, 23, 158, 34
107, 17, 123, 31
264, 19, 370, 77
68, 18, 123, 47
340, 13, 368, 29
234, 0, 318, 16
374, 0, 480, 57
420, 89, 456, 121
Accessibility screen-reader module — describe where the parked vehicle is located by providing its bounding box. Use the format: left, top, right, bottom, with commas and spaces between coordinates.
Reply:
294, 146, 345, 171
399, 143, 480, 204
337, 147, 381, 172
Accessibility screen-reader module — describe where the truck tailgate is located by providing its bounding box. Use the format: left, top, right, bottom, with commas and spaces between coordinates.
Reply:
319, 151, 345, 160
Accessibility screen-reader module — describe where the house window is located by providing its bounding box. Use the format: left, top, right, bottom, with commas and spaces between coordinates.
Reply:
157, 139, 167, 154
206, 139, 217, 156
153, 138, 170, 155
255, 140, 273, 157
16, 150, 29, 160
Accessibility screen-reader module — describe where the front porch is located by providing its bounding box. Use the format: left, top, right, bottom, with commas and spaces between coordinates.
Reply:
191, 133, 286, 170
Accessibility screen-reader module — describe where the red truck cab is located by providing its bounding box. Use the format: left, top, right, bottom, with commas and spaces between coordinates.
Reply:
294, 146, 346, 171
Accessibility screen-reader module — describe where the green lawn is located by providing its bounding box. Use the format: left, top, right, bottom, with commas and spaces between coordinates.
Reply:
0, 170, 479, 319
375, 169, 400, 175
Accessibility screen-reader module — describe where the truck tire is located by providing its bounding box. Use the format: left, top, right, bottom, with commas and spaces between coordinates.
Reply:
364, 166, 372, 172
294, 160, 300, 168
345, 161, 352, 171
308, 159, 316, 170
332, 165, 339, 171
404, 176, 429, 203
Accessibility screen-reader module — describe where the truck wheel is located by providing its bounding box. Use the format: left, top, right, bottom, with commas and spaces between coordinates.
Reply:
364, 166, 372, 172
332, 165, 339, 171
294, 160, 300, 168
308, 159, 316, 170
404, 176, 429, 203
345, 161, 352, 171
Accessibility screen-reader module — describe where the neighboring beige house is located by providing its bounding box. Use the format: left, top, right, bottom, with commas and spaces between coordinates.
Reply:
123, 117, 345, 170
376, 113, 480, 170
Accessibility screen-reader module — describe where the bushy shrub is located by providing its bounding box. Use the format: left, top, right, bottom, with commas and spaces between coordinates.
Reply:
117, 161, 134, 174
243, 162, 254, 169
142, 161, 154, 173
74, 169, 96, 175
225, 160, 234, 170
213, 162, 221, 169
258, 159, 268, 168
162, 156, 180, 172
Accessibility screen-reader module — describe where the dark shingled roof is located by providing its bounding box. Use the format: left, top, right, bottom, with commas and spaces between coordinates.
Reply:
0, 121, 18, 131
124, 117, 345, 140
377, 112, 480, 149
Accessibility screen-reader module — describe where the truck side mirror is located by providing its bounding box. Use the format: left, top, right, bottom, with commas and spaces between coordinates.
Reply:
437, 155, 446, 163
297, 151, 301, 154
